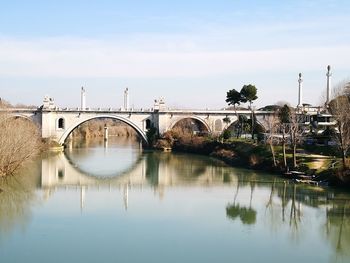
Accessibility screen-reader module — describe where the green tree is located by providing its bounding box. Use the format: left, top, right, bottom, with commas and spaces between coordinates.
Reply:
278, 104, 291, 123
240, 84, 258, 107
225, 89, 241, 111
222, 129, 231, 140
240, 85, 258, 139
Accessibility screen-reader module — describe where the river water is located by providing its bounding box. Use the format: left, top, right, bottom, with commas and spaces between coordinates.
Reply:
1, 137, 350, 263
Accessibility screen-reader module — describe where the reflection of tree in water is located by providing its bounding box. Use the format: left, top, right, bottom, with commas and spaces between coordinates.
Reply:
248, 177, 350, 260
264, 179, 289, 234
145, 152, 216, 182
226, 204, 257, 225
0, 161, 40, 240
325, 199, 350, 261
226, 172, 257, 225
166, 153, 209, 177
267, 181, 329, 241
223, 171, 232, 183
288, 184, 301, 240
249, 175, 257, 208
148, 150, 350, 260
145, 152, 160, 186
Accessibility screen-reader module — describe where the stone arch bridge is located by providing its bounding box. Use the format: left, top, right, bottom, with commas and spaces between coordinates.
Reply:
2, 100, 273, 145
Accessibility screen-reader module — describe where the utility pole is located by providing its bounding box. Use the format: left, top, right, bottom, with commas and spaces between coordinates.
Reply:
326, 65, 332, 106
297, 73, 303, 109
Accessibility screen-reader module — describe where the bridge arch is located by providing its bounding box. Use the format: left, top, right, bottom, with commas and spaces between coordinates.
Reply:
58, 115, 148, 145
3, 114, 41, 131
6, 113, 35, 122
168, 116, 211, 134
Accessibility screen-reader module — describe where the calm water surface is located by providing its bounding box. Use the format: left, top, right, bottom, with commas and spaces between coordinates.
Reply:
1, 137, 350, 263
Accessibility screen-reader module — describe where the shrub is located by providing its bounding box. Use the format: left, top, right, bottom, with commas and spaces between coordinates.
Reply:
222, 129, 231, 140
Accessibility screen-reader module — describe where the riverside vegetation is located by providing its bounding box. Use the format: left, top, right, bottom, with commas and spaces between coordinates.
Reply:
152, 82, 350, 187
0, 113, 41, 177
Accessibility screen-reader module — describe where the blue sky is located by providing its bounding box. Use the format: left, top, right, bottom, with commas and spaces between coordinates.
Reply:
1, 0, 350, 109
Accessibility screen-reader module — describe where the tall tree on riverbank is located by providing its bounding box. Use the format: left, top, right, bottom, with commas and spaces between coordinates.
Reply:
277, 104, 303, 169
329, 82, 350, 169
240, 85, 258, 109
240, 85, 258, 139
278, 105, 291, 169
226, 89, 242, 113
226, 85, 258, 139
263, 114, 279, 167
289, 108, 303, 168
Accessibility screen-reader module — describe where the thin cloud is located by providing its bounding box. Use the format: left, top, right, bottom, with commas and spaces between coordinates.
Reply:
0, 37, 349, 78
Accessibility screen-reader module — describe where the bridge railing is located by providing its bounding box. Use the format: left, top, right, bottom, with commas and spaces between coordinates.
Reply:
50, 107, 156, 112
2, 107, 276, 114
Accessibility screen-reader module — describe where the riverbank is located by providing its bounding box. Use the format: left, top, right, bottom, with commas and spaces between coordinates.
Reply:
154, 135, 349, 187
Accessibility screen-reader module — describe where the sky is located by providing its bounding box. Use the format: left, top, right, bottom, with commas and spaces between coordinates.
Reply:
0, 0, 350, 109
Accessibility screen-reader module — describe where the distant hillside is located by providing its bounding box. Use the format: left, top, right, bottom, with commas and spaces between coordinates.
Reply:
0, 98, 37, 109
223, 106, 249, 110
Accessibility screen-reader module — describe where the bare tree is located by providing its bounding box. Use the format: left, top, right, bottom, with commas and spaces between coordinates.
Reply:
263, 113, 279, 167
329, 82, 350, 169
289, 108, 304, 169
0, 113, 41, 176
277, 105, 303, 169
278, 105, 291, 170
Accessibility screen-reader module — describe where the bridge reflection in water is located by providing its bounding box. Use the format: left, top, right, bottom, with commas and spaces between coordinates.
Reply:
41, 148, 238, 210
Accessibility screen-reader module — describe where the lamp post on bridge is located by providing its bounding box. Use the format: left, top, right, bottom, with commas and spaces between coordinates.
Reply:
124, 87, 129, 110
81, 87, 86, 110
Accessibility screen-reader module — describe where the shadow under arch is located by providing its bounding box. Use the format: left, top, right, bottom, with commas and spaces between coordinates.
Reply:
58, 115, 148, 145
168, 116, 211, 134
226, 116, 266, 136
